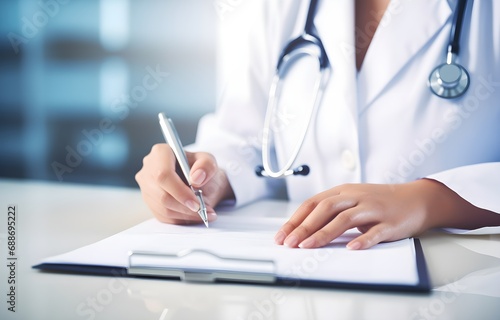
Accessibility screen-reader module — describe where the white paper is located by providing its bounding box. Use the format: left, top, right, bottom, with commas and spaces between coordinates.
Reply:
39, 216, 419, 286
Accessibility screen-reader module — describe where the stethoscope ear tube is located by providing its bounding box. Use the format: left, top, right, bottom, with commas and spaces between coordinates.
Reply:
256, 0, 329, 179
259, 62, 328, 179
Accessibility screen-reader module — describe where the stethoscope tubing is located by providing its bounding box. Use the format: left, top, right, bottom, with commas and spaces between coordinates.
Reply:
257, 0, 471, 178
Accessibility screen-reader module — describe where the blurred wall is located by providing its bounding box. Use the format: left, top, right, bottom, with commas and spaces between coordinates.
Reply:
0, 0, 216, 187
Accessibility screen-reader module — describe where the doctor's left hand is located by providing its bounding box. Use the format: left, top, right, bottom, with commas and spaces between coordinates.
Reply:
274, 179, 494, 250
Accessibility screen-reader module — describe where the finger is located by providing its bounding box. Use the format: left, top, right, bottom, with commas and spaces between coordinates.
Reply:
297, 206, 375, 249
148, 184, 201, 218
274, 199, 320, 245
346, 224, 392, 250
188, 152, 219, 188
200, 170, 232, 208
145, 144, 200, 212
157, 211, 217, 225
285, 196, 358, 247
144, 192, 217, 225
278, 194, 356, 247
356, 225, 375, 234
143, 191, 199, 224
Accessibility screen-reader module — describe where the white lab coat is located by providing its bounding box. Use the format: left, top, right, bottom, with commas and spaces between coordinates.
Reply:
190, 0, 500, 225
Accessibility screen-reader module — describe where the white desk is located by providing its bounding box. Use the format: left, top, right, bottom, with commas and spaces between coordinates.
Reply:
0, 179, 499, 320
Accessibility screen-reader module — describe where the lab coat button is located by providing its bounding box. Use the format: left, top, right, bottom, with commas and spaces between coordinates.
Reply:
341, 150, 357, 171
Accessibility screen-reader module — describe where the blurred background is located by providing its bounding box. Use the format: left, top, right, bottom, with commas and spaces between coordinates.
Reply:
0, 0, 218, 187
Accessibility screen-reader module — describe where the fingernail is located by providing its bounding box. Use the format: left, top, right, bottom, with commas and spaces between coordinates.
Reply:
191, 170, 206, 185
274, 231, 286, 244
284, 235, 299, 248
208, 212, 217, 221
347, 241, 361, 250
185, 200, 199, 212
298, 237, 315, 249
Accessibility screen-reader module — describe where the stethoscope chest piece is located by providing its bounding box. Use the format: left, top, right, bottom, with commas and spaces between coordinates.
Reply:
428, 0, 470, 99
428, 62, 469, 99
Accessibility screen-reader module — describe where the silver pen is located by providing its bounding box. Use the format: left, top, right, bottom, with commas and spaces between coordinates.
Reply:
158, 112, 209, 227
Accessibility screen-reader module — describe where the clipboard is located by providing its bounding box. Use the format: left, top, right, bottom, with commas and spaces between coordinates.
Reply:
128, 249, 276, 284
33, 216, 431, 292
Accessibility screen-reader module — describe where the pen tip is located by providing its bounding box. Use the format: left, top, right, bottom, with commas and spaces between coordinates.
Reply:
204, 220, 209, 228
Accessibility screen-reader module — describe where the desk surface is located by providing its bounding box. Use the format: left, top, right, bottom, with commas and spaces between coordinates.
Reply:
0, 179, 499, 320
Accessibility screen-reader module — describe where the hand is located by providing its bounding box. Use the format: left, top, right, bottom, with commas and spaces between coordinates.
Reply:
135, 144, 235, 225
274, 179, 497, 250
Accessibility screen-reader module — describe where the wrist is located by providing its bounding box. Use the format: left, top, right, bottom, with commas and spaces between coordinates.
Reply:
412, 179, 457, 230
411, 178, 499, 231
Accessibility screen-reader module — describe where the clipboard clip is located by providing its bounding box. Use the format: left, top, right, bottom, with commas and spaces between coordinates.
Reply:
127, 249, 276, 284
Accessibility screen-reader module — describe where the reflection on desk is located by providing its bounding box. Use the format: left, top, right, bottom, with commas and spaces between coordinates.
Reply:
0, 179, 499, 320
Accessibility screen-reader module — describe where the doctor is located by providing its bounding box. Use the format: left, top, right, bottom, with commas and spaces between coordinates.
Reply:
136, 0, 500, 250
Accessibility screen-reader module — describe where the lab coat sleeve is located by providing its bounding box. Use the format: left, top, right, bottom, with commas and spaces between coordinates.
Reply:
186, 0, 287, 207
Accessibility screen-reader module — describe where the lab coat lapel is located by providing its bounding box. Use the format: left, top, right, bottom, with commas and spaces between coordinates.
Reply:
314, 0, 358, 121
357, 0, 452, 111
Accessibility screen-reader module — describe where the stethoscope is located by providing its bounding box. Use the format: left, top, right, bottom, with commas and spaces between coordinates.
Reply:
256, 0, 470, 179
429, 0, 470, 98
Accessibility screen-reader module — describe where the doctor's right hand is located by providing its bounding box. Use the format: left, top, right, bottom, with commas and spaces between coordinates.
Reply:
135, 143, 235, 225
